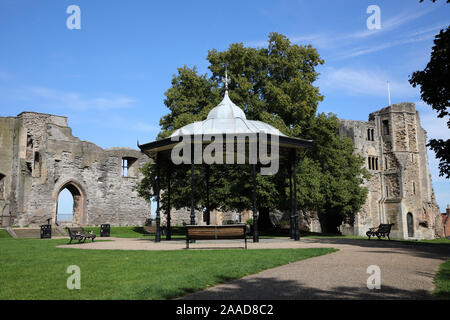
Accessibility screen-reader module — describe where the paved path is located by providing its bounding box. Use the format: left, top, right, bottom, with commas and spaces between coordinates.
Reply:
57, 237, 450, 299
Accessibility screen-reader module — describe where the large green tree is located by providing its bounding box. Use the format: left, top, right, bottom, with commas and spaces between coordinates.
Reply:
137, 33, 368, 233
409, 26, 450, 179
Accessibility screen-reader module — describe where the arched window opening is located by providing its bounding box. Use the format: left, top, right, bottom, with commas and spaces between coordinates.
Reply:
33, 151, 41, 177
57, 188, 74, 223
407, 212, 414, 237
26, 134, 33, 162
56, 183, 84, 225
367, 128, 375, 141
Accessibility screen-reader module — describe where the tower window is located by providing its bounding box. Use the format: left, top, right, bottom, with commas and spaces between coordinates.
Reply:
367, 128, 375, 141
382, 120, 390, 135
33, 151, 41, 177
121, 157, 138, 177
368, 156, 379, 171
121, 159, 128, 177
413, 182, 416, 195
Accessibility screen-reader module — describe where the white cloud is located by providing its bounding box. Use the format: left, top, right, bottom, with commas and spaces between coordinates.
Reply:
318, 67, 418, 98
347, 6, 439, 40
27, 86, 136, 111
331, 23, 447, 61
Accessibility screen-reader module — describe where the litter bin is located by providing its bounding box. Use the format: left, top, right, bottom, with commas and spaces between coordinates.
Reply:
40, 224, 52, 239
100, 224, 110, 237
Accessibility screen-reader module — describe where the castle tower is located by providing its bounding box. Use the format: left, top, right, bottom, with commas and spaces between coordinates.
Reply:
339, 103, 441, 239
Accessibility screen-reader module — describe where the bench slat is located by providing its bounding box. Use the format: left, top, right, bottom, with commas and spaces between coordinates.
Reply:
185, 225, 247, 248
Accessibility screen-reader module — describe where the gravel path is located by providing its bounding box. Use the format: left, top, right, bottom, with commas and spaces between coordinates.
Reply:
57, 237, 450, 299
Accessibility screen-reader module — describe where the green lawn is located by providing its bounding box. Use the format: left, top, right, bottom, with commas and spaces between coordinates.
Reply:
0, 228, 11, 238
434, 260, 450, 299
0, 238, 337, 300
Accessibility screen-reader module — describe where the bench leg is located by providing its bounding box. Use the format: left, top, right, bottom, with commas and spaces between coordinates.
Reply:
245, 236, 247, 249
186, 238, 189, 249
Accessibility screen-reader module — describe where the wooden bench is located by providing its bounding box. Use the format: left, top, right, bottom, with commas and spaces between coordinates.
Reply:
143, 225, 166, 236
66, 227, 96, 244
366, 223, 394, 240
185, 225, 247, 249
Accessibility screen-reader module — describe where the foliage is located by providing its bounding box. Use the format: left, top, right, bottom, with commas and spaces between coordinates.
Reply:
409, 26, 450, 178
434, 260, 450, 299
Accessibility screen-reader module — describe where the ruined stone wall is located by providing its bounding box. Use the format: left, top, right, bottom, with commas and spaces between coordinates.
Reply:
0, 112, 150, 227
0, 117, 20, 226
338, 119, 384, 236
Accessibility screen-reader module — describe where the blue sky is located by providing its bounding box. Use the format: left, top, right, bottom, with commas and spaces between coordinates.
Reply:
0, 0, 449, 213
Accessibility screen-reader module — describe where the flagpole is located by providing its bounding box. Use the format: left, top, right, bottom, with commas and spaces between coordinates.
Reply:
387, 81, 391, 106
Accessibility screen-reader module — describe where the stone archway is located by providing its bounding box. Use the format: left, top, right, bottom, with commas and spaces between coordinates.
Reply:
407, 212, 414, 238
53, 180, 87, 226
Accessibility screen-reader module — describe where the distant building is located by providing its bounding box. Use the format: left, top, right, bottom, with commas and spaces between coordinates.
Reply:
0, 112, 149, 227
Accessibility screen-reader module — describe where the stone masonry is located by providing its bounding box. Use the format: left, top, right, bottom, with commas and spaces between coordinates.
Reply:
339, 103, 441, 239
0, 112, 150, 227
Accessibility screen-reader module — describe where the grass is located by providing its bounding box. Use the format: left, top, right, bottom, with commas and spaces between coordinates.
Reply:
0, 237, 337, 300
434, 260, 450, 299
0, 229, 12, 238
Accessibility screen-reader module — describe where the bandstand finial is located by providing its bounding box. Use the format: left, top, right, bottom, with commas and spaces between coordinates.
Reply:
222, 68, 231, 92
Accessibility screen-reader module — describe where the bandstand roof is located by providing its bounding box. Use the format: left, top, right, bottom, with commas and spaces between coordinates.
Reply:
138, 89, 312, 154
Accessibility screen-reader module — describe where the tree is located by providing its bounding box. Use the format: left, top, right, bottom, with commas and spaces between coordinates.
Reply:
138, 33, 369, 233
409, 26, 450, 178
304, 113, 369, 232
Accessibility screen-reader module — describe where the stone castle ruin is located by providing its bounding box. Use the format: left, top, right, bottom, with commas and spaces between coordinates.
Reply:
0, 112, 149, 227
0, 102, 443, 239
338, 103, 441, 239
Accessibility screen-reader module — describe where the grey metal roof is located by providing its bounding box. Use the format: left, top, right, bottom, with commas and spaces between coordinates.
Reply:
138, 90, 312, 154
170, 91, 287, 137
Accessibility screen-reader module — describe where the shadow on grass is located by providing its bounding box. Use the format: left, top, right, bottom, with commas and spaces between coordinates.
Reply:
178, 276, 435, 300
